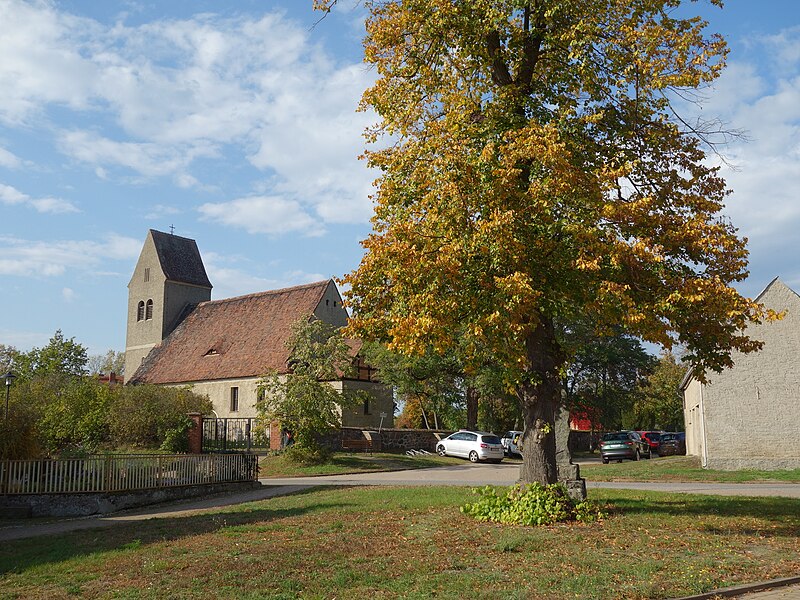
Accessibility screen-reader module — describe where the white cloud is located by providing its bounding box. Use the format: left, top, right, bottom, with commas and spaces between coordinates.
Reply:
58, 130, 218, 183
198, 196, 324, 236
0, 1, 376, 223
698, 28, 800, 290
202, 251, 326, 300
62, 287, 76, 302
0, 234, 140, 278
0, 183, 79, 214
0, 147, 21, 169
144, 204, 181, 220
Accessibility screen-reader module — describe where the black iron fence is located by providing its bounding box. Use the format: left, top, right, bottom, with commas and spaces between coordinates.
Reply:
202, 417, 268, 452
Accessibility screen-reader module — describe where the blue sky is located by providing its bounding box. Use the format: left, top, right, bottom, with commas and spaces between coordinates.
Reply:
1, 0, 799, 359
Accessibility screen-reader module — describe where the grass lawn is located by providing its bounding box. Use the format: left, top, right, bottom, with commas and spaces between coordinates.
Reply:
1, 486, 799, 599
580, 455, 800, 483
258, 451, 462, 477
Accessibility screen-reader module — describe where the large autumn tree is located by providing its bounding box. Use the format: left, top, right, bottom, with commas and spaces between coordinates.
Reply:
324, 0, 773, 485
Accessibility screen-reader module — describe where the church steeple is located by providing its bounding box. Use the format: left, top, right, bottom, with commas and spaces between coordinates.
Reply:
124, 229, 212, 380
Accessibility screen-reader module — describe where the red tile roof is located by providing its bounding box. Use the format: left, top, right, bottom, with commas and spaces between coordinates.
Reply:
129, 280, 337, 384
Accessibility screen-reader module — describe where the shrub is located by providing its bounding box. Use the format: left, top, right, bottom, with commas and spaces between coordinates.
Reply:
461, 483, 605, 526
160, 417, 194, 453
0, 403, 41, 460
282, 445, 332, 466
109, 385, 211, 448
36, 376, 113, 454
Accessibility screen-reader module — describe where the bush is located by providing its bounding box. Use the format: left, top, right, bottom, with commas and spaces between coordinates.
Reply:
36, 376, 113, 454
109, 385, 211, 448
160, 417, 194, 453
0, 404, 41, 460
461, 483, 605, 526
282, 445, 332, 466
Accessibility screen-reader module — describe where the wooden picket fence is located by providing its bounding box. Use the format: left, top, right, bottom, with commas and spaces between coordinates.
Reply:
0, 453, 259, 495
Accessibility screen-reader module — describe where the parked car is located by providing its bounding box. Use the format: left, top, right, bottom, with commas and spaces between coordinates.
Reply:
599, 431, 651, 463
638, 431, 662, 455
436, 430, 505, 463
501, 430, 524, 457
658, 432, 686, 456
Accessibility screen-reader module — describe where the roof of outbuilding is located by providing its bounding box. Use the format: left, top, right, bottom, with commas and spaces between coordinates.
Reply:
150, 229, 212, 288
128, 279, 338, 384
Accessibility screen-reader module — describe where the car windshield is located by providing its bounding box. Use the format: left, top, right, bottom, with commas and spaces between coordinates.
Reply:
661, 434, 675, 441
648, 432, 661, 440
481, 435, 501, 444
602, 432, 629, 442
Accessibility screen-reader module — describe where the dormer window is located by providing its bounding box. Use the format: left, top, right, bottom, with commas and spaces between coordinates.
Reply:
145, 299, 153, 320
137, 301, 145, 321
204, 348, 219, 356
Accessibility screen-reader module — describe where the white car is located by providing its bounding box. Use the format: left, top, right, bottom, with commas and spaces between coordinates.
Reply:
436, 430, 504, 463
501, 430, 524, 457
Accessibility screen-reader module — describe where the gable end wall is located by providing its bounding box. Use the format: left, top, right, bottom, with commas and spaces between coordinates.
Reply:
701, 280, 800, 470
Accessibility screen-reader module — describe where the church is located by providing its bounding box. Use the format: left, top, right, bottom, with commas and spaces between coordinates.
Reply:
124, 229, 393, 428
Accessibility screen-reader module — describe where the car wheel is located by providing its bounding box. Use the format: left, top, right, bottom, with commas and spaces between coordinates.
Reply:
469, 450, 479, 463
634, 449, 640, 461
436, 445, 446, 457
602, 457, 609, 464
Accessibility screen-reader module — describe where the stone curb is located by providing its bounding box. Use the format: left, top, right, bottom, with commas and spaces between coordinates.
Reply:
670, 575, 800, 599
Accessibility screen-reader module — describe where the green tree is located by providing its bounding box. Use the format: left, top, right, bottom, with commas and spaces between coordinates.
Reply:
14, 330, 88, 381
257, 318, 363, 456
362, 343, 465, 429
561, 323, 655, 431
0, 344, 18, 374
109, 385, 211, 449
338, 0, 774, 485
34, 377, 114, 454
87, 350, 126, 376
633, 351, 686, 430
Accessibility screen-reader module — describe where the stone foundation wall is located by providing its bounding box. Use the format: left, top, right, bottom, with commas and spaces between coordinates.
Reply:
340, 427, 454, 453
0, 481, 261, 519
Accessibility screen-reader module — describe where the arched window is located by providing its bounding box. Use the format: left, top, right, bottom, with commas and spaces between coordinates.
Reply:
137, 301, 145, 321
145, 299, 153, 320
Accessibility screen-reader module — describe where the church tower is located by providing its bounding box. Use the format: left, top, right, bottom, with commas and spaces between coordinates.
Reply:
124, 229, 212, 379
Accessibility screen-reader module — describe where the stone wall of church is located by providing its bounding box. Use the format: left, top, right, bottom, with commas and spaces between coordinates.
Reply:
689, 279, 800, 470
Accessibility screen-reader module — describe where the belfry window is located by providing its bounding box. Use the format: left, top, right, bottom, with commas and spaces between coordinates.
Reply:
137, 301, 145, 321
145, 299, 153, 320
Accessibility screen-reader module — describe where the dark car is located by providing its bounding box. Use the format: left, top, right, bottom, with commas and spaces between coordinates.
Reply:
658, 432, 686, 456
599, 431, 651, 463
638, 431, 662, 455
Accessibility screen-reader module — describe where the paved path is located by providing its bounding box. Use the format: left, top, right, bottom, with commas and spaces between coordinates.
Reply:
259, 462, 800, 498
0, 484, 307, 542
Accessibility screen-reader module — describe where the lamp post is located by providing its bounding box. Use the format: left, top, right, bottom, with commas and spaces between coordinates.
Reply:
4, 370, 15, 425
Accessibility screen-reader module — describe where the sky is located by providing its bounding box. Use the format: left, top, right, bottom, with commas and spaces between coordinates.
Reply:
0, 0, 799, 359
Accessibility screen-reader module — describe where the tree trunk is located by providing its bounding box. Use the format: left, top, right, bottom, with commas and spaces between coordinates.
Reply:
518, 314, 565, 485
466, 385, 479, 430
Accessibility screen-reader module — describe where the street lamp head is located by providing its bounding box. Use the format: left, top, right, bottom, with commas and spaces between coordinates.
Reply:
4, 371, 15, 387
